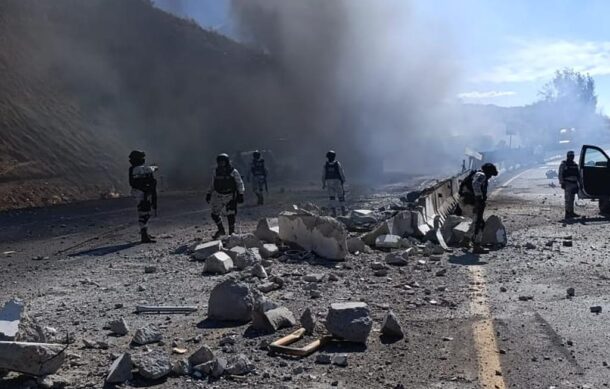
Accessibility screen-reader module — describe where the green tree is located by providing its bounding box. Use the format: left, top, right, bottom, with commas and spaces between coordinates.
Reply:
539, 68, 597, 113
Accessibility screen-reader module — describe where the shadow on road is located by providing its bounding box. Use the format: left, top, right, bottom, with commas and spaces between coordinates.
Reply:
69, 242, 139, 257
448, 253, 488, 266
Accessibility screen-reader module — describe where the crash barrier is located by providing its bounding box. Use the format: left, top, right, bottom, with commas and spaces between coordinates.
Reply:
415, 171, 470, 231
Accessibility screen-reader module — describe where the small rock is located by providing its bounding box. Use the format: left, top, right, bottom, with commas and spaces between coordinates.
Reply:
132, 324, 162, 345
203, 252, 234, 274
258, 282, 281, 293
252, 263, 268, 279
518, 295, 533, 301
566, 288, 575, 297
590, 306, 602, 314
385, 252, 408, 266
325, 302, 372, 343
226, 354, 255, 375
315, 353, 332, 364
234, 249, 262, 270
106, 353, 133, 384
260, 243, 280, 258
144, 266, 157, 274
303, 273, 325, 283
300, 308, 316, 335
188, 345, 215, 366
194, 357, 227, 378
139, 350, 171, 380
171, 358, 191, 376
332, 354, 348, 367
435, 268, 447, 277
208, 278, 254, 322
380, 310, 404, 339
108, 317, 129, 336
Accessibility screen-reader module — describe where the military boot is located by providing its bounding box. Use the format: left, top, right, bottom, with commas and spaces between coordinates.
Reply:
140, 228, 156, 244
212, 226, 226, 239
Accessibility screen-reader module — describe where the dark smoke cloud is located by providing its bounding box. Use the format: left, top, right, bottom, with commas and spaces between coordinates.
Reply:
230, 0, 462, 177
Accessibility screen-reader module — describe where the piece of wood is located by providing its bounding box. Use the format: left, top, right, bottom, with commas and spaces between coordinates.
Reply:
135, 305, 198, 314
269, 336, 332, 357
270, 328, 306, 347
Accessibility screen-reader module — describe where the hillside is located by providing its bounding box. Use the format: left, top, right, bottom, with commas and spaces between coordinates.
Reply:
0, 0, 272, 210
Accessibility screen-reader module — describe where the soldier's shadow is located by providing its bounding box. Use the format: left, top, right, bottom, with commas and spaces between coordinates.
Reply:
448, 253, 488, 266
69, 242, 139, 257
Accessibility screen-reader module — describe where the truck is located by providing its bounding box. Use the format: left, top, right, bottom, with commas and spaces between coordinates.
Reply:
579, 144, 610, 214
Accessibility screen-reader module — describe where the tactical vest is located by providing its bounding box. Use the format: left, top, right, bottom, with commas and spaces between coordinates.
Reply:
563, 161, 579, 179
129, 166, 156, 193
459, 170, 487, 199
214, 167, 237, 194
325, 162, 342, 180
251, 159, 266, 176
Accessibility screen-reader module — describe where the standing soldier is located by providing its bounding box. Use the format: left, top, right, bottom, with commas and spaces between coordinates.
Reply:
458, 162, 498, 254
322, 150, 347, 217
248, 150, 268, 205
206, 153, 245, 239
128, 150, 158, 243
558, 150, 581, 219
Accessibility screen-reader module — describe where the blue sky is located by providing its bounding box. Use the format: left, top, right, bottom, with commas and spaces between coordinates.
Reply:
156, 0, 610, 113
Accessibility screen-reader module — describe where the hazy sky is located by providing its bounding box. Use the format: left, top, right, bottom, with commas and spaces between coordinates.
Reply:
155, 0, 610, 112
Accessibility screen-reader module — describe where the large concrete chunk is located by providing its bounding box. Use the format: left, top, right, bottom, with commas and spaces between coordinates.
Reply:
278, 212, 348, 260
132, 324, 162, 345
192, 241, 223, 261
138, 350, 171, 380
234, 249, 261, 270
0, 341, 66, 376
203, 252, 234, 274
481, 215, 507, 246
451, 221, 471, 244
226, 246, 247, 260
106, 352, 133, 384
260, 243, 279, 259
441, 215, 467, 244
0, 299, 24, 341
208, 279, 254, 322
375, 234, 402, 249
252, 306, 296, 333
325, 302, 372, 343
254, 218, 280, 243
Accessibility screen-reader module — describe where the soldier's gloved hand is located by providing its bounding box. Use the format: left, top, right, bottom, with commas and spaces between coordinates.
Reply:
206, 193, 211, 203
237, 193, 244, 204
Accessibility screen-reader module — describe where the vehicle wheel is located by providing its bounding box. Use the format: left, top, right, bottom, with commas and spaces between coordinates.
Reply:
599, 196, 610, 215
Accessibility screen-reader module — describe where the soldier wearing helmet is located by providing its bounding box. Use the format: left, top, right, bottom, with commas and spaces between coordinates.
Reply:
558, 150, 581, 219
248, 150, 268, 205
322, 150, 347, 216
128, 150, 158, 243
206, 153, 245, 239
458, 162, 498, 254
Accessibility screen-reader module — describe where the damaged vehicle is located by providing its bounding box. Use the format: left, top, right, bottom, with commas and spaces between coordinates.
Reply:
578, 144, 610, 214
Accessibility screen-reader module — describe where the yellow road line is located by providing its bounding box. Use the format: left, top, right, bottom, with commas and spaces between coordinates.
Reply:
469, 266, 506, 389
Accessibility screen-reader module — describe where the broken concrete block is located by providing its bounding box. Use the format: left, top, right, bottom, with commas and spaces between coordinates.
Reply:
300, 308, 316, 335
108, 317, 129, 336
192, 241, 223, 261
234, 249, 261, 270
278, 212, 348, 260
258, 282, 281, 293
260, 243, 279, 259
332, 354, 348, 367
208, 279, 254, 322
481, 215, 507, 247
347, 237, 366, 253
171, 358, 191, 376
188, 345, 215, 366
251, 264, 268, 279
0, 299, 24, 341
385, 252, 408, 266
375, 234, 402, 249
138, 350, 171, 380
194, 357, 227, 378
451, 221, 471, 244
387, 211, 415, 237
14, 313, 46, 343
315, 353, 332, 364
440, 215, 466, 244
222, 233, 261, 249
381, 310, 404, 339
203, 252, 234, 274
252, 306, 296, 333
226, 246, 247, 260
132, 324, 162, 345
325, 302, 373, 343
106, 352, 133, 384
226, 354, 255, 375
0, 341, 66, 376
254, 218, 280, 243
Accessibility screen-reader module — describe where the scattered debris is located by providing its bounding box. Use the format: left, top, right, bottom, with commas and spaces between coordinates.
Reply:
303, 273, 325, 283
192, 240, 223, 261
106, 352, 133, 384
278, 212, 348, 260
518, 295, 534, 301
255, 218, 280, 243
132, 324, 162, 345
251, 295, 296, 333
251, 263, 268, 279
325, 302, 372, 343
385, 252, 408, 266
194, 357, 227, 378
315, 353, 332, 364
208, 278, 254, 322
0, 341, 66, 376
332, 353, 348, 367
260, 243, 280, 258
300, 308, 316, 335
234, 249, 261, 270
108, 317, 129, 336
203, 252, 234, 274
188, 345, 215, 366
375, 234, 402, 249
144, 265, 157, 274
381, 310, 404, 339
226, 353, 255, 376
138, 350, 171, 380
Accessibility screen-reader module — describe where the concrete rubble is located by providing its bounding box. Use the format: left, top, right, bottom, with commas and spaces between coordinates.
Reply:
108, 317, 129, 336
260, 243, 279, 258
347, 237, 366, 253
138, 350, 171, 380
254, 218, 280, 243
226, 353, 255, 375
251, 294, 296, 333
222, 233, 261, 249
251, 263, 268, 279
208, 278, 254, 322
194, 357, 227, 378
132, 324, 162, 345
0, 341, 66, 376
192, 240, 223, 261
188, 345, 215, 366
325, 302, 373, 343
0, 299, 24, 341
374, 234, 403, 249
203, 252, 234, 274
278, 211, 348, 260
300, 307, 316, 335
234, 249, 261, 270
226, 246, 247, 260
385, 251, 409, 266
106, 352, 133, 384
381, 310, 404, 339
481, 215, 508, 246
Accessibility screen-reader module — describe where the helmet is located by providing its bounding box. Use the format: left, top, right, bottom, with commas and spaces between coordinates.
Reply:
216, 153, 230, 164
481, 163, 498, 177
567, 150, 575, 157
129, 150, 145, 165
253, 150, 261, 159
326, 150, 336, 161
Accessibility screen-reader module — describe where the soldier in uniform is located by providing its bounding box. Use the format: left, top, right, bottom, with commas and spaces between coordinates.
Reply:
128, 150, 158, 243
248, 150, 268, 205
558, 150, 581, 218
458, 162, 498, 254
322, 150, 347, 216
206, 153, 245, 239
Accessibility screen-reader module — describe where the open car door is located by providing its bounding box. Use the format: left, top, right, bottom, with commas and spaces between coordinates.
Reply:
579, 145, 610, 198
